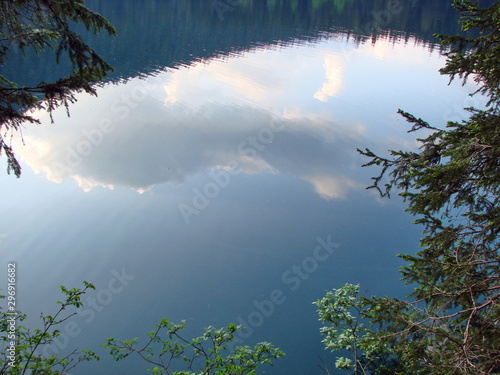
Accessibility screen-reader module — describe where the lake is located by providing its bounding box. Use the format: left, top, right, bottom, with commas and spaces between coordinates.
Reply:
0, 0, 487, 374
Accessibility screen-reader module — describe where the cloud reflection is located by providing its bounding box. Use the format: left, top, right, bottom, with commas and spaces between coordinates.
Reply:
18, 88, 365, 197
16, 35, 455, 198
314, 53, 345, 101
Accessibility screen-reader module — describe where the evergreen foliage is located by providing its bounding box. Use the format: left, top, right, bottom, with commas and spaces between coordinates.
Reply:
0, 0, 116, 177
318, 1, 500, 373
438, 0, 500, 107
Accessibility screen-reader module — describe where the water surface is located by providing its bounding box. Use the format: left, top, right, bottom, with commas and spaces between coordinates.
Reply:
0, 1, 486, 374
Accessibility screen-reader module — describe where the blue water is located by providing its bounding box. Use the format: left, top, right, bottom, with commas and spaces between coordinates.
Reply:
0, 1, 486, 374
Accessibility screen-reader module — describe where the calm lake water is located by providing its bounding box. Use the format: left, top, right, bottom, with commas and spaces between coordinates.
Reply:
0, 0, 488, 374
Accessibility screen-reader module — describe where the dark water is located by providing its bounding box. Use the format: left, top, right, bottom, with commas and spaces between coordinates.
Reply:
0, 1, 487, 374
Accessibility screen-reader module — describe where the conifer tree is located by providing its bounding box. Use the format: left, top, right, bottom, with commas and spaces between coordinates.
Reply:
0, 0, 116, 176
318, 1, 500, 373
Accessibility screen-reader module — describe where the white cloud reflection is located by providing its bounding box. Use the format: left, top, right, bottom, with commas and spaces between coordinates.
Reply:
304, 174, 361, 200
314, 53, 344, 102
16, 35, 464, 198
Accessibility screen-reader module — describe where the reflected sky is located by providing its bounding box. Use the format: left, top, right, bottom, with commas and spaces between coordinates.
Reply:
1, 22, 488, 375
15, 34, 480, 199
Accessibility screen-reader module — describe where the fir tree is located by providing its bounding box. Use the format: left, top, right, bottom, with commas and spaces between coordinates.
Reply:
0, 0, 116, 177
318, 1, 500, 373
